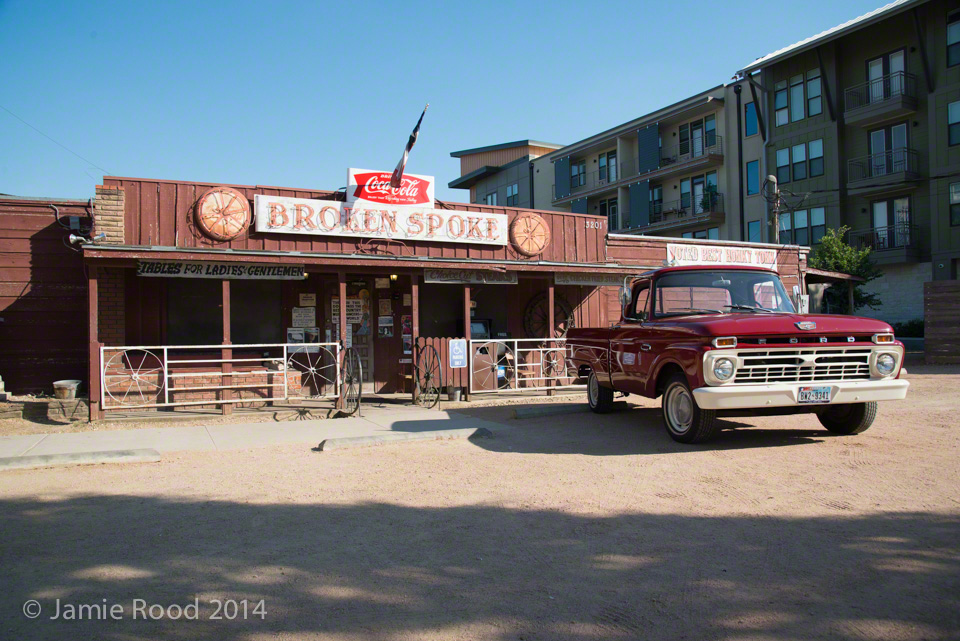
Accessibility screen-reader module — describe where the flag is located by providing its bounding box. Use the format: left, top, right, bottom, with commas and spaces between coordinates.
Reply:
390, 104, 429, 189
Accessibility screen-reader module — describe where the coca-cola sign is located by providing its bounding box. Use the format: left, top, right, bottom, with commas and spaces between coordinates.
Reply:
347, 168, 435, 208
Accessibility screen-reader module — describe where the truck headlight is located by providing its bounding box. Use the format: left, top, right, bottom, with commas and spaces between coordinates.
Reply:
876, 353, 896, 376
713, 358, 735, 381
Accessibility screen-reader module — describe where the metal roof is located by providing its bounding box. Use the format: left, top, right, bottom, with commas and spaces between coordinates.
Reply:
738, 0, 922, 73
449, 139, 563, 158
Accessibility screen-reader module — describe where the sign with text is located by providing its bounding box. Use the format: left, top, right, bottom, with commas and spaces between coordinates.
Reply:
347, 168, 434, 208
254, 195, 507, 247
555, 272, 626, 287
449, 339, 467, 368
423, 269, 517, 285
137, 260, 305, 280
666, 243, 779, 271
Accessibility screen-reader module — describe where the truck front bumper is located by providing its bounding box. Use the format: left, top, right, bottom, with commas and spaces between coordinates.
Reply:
692, 379, 910, 410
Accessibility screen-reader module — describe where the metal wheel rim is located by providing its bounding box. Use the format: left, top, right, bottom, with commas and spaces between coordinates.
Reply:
588, 373, 599, 406
340, 348, 362, 415
288, 345, 338, 399
664, 383, 693, 434
415, 345, 442, 408
104, 349, 166, 407
543, 348, 565, 378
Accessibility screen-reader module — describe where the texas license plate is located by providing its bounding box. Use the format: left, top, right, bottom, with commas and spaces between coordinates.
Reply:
798, 386, 832, 404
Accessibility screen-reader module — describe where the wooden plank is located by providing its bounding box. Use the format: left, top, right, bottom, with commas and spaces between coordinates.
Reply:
158, 182, 177, 246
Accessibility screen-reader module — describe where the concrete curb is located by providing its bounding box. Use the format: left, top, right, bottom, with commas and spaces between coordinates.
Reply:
318, 427, 493, 452
512, 404, 588, 419
0, 448, 161, 471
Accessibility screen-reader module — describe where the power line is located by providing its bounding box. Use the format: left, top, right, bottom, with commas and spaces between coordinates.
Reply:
0, 102, 111, 176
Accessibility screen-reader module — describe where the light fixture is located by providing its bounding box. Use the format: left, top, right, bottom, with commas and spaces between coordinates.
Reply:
389, 274, 398, 282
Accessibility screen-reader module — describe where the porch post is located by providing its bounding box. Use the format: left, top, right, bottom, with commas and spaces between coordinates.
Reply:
411, 273, 420, 403
88, 264, 102, 421
221, 279, 232, 415
847, 280, 855, 315
547, 279, 555, 397
463, 284, 471, 401
337, 271, 347, 409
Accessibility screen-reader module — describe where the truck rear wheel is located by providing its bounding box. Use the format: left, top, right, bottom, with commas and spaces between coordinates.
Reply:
661, 374, 718, 444
587, 372, 615, 414
817, 402, 877, 435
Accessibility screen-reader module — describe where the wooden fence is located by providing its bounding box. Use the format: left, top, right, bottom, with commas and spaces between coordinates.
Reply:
924, 281, 960, 364
415, 337, 469, 392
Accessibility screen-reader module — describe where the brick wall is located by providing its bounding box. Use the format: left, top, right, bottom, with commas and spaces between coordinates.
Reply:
98, 268, 126, 346
93, 185, 124, 244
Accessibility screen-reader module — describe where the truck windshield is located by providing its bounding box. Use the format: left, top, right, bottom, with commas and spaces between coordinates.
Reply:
653, 270, 795, 317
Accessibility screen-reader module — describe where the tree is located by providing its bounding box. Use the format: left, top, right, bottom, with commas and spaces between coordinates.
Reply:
807, 226, 883, 313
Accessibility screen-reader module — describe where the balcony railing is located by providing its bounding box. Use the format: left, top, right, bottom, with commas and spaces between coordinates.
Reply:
847, 148, 919, 183
844, 71, 917, 112
848, 222, 917, 252
649, 192, 724, 224
659, 134, 722, 168
567, 163, 621, 195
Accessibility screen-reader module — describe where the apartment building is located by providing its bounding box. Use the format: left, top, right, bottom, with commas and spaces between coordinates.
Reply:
737, 0, 960, 323
528, 80, 767, 242
448, 140, 563, 209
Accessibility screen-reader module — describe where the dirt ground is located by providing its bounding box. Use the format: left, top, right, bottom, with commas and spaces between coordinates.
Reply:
1, 363, 958, 640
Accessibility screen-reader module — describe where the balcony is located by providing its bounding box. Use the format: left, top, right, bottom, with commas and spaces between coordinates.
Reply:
641, 192, 725, 232
848, 222, 920, 264
843, 71, 918, 127
846, 148, 921, 196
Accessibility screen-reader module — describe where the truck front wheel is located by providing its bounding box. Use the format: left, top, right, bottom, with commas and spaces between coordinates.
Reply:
587, 372, 615, 414
661, 374, 718, 443
817, 402, 877, 435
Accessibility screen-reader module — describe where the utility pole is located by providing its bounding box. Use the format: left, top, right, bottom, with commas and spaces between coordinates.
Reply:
767, 175, 780, 244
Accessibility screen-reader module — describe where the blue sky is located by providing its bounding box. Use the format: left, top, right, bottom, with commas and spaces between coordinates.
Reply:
1, 0, 884, 202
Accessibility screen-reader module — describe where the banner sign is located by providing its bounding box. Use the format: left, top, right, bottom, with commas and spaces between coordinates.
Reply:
423, 269, 517, 285
254, 195, 507, 247
555, 272, 626, 287
666, 243, 779, 271
137, 260, 305, 280
347, 168, 434, 208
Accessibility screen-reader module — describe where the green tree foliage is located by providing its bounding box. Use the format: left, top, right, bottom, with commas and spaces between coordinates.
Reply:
807, 226, 883, 313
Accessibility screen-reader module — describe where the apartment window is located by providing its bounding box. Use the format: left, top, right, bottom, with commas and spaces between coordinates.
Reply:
807, 69, 822, 117
868, 50, 906, 103
688, 227, 719, 240
950, 101, 960, 146
748, 220, 762, 243
809, 139, 824, 177
776, 148, 790, 183
506, 183, 518, 207
599, 198, 619, 230
744, 102, 758, 137
571, 159, 586, 188
811, 207, 826, 244
792, 144, 807, 181
790, 74, 805, 122
779, 212, 792, 244
746, 160, 759, 195
650, 185, 663, 217
704, 114, 717, 147
950, 182, 960, 226
680, 178, 691, 209
778, 207, 825, 246
775, 81, 788, 126
598, 151, 617, 182
949, 12, 960, 67
682, 232, 693, 239
484, 192, 498, 206
872, 196, 911, 249
708, 227, 719, 240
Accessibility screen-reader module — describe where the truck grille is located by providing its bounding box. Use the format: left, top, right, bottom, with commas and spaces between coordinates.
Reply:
734, 347, 873, 384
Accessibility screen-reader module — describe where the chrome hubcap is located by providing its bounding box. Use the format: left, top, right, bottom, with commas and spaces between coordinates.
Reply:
588, 374, 599, 405
665, 384, 693, 434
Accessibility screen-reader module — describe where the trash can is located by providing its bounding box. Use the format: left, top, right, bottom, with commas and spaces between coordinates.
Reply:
53, 380, 81, 400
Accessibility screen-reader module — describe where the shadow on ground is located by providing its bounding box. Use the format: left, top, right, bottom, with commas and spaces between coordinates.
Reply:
2, 496, 957, 640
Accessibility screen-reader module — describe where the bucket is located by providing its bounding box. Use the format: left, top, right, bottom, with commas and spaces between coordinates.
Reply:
53, 380, 81, 400
447, 386, 462, 402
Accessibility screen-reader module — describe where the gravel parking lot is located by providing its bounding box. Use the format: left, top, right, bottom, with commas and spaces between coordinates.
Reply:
2, 364, 958, 640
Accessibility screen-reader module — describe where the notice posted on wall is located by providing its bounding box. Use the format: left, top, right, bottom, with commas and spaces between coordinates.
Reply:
292, 306, 316, 328
378, 299, 392, 316
299, 293, 317, 306
375, 277, 390, 289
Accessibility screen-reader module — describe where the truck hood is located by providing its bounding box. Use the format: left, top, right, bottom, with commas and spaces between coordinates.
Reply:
659, 313, 894, 337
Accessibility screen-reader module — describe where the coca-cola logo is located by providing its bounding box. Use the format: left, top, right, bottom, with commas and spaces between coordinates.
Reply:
352, 172, 431, 206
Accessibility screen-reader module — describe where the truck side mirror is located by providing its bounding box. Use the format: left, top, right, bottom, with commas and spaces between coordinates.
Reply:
619, 285, 631, 308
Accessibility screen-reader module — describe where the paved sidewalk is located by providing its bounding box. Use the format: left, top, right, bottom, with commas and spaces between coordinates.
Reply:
0, 406, 505, 460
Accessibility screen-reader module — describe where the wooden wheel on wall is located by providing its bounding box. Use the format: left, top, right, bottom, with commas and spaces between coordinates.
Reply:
509, 212, 550, 257
195, 187, 250, 242
523, 292, 574, 338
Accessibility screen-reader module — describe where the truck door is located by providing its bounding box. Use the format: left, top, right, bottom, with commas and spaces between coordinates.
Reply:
610, 281, 652, 394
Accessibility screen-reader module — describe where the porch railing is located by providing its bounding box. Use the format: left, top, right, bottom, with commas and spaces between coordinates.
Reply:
469, 338, 585, 394
844, 71, 917, 112
847, 148, 919, 182
659, 134, 723, 168
650, 192, 724, 224
848, 223, 918, 252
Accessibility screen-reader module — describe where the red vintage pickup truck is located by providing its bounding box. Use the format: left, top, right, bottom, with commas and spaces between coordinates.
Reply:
566, 265, 909, 443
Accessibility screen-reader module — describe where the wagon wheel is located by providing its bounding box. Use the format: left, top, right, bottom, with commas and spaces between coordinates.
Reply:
340, 347, 362, 415
523, 292, 573, 338
510, 213, 551, 257
103, 349, 166, 408
288, 345, 338, 399
471, 341, 515, 391
542, 347, 567, 379
415, 344, 442, 408
195, 187, 250, 242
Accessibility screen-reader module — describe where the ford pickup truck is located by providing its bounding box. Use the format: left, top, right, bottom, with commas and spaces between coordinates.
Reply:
566, 265, 909, 443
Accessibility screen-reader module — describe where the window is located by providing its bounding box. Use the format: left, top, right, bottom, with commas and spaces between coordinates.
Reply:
630, 283, 650, 320
598, 151, 617, 182
807, 69, 822, 117
744, 102, 758, 137
506, 183, 518, 207
949, 12, 960, 67
571, 159, 586, 187
746, 160, 759, 195
231, 280, 282, 343
811, 207, 826, 244
689, 227, 719, 240
794, 209, 809, 246
748, 220, 762, 243
790, 74, 805, 122
708, 227, 719, 240
704, 114, 717, 147
599, 198, 619, 230
779, 211, 792, 244
680, 178, 691, 210
776, 148, 790, 183
775, 81, 788, 126
951, 182, 960, 226
950, 102, 960, 147
682, 232, 693, 239
809, 139, 824, 177
484, 192, 497, 206
167, 279, 222, 345
872, 196, 912, 249
650, 185, 663, 217
778, 207, 825, 246
654, 270, 794, 316
792, 144, 807, 181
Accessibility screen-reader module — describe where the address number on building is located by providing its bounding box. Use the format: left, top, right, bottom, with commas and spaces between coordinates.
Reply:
585, 220, 603, 229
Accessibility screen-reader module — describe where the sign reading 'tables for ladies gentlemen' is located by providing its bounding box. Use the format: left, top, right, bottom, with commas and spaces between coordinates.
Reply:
254, 195, 508, 247
137, 260, 305, 280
